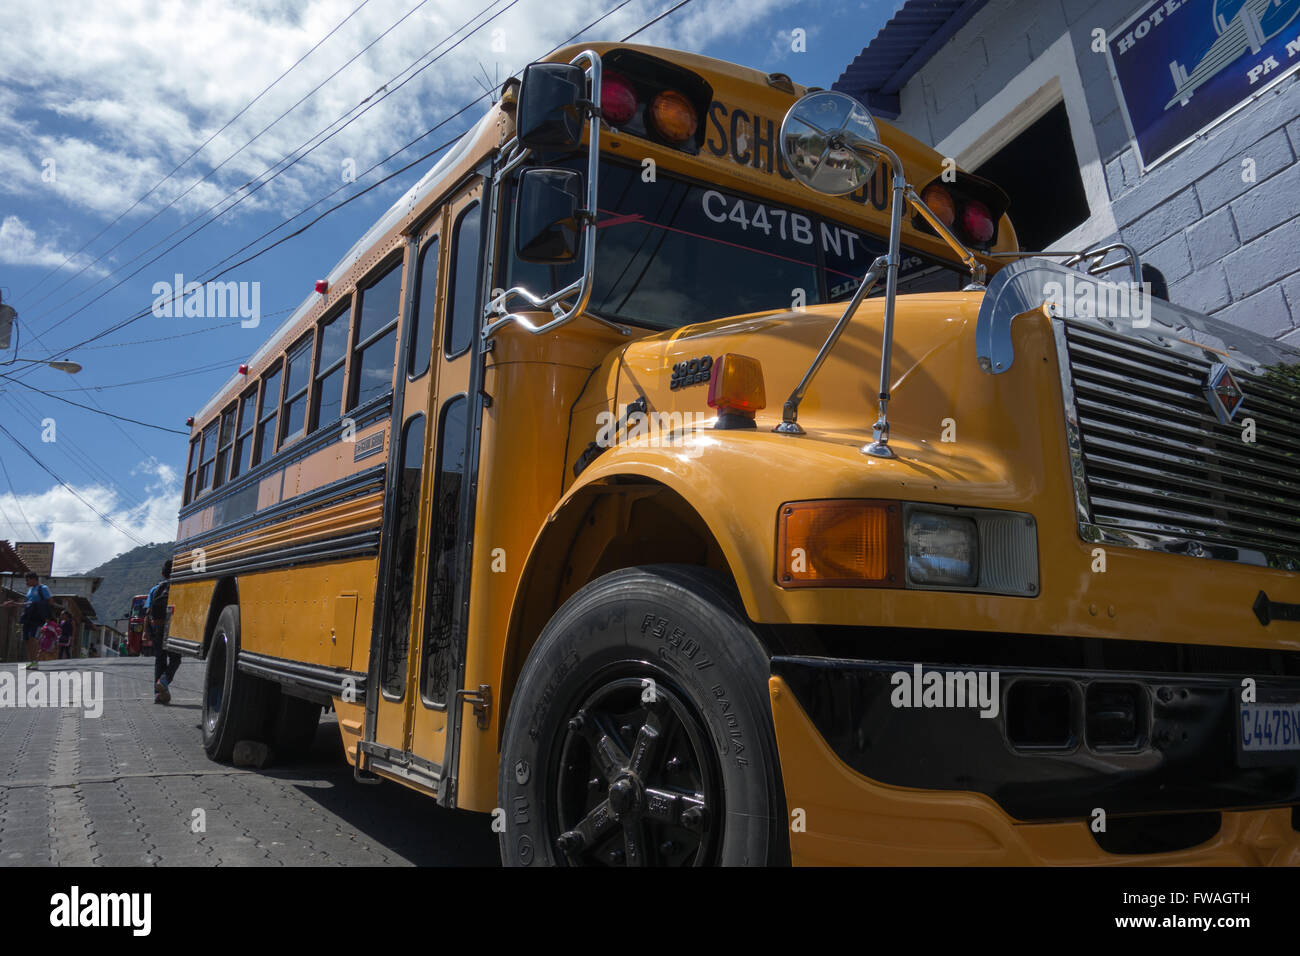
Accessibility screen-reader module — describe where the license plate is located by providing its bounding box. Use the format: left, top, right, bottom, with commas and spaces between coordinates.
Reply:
1239, 702, 1300, 752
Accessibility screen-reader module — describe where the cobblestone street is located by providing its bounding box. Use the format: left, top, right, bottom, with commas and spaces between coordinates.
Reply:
0, 658, 499, 866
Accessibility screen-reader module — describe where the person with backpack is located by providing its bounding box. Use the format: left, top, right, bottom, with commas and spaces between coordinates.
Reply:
57, 610, 75, 660
4, 572, 52, 668
148, 559, 178, 704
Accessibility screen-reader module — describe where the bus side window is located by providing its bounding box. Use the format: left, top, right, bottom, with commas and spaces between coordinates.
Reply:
279, 333, 313, 448
230, 386, 258, 479
195, 420, 219, 498
445, 204, 479, 359
255, 363, 282, 466
213, 403, 236, 489
379, 413, 425, 699
408, 236, 439, 379
183, 436, 200, 505
349, 260, 402, 410
422, 395, 467, 705
312, 298, 350, 433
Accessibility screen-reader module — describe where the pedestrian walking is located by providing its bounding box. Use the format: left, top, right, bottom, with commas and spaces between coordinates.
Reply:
37, 616, 59, 662
3, 572, 53, 668
149, 559, 178, 704
57, 610, 74, 660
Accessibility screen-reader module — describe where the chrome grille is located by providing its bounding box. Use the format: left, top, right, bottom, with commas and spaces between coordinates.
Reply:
1059, 321, 1300, 571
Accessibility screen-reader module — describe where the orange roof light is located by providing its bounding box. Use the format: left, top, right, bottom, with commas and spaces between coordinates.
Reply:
649, 90, 698, 144
707, 353, 766, 419
920, 183, 956, 229
777, 500, 902, 588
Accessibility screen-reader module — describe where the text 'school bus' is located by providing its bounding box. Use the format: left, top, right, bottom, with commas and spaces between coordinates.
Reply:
168, 42, 1300, 866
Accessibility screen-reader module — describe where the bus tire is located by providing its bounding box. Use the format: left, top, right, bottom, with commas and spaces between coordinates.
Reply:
201, 604, 274, 762
269, 691, 322, 760
498, 564, 788, 867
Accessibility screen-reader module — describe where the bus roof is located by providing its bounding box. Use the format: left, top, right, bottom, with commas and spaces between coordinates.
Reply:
193, 108, 496, 424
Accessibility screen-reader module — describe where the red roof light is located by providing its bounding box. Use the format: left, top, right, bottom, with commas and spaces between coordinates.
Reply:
601, 72, 638, 126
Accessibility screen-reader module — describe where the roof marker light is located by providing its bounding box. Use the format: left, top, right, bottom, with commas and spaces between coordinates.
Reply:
601, 72, 638, 126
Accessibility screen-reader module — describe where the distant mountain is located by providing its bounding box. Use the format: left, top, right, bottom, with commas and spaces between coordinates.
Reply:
86, 542, 173, 625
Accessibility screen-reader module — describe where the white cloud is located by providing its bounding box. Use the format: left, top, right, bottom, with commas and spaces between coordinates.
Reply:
0, 457, 179, 575
0, 215, 111, 277
0, 0, 790, 230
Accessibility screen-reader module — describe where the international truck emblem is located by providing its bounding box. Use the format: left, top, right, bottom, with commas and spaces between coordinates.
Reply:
1203, 362, 1246, 424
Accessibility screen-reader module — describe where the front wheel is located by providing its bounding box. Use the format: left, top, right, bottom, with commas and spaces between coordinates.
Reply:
498, 565, 787, 866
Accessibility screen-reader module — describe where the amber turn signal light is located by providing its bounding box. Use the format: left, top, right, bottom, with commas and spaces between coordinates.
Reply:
707, 353, 765, 419
776, 499, 902, 588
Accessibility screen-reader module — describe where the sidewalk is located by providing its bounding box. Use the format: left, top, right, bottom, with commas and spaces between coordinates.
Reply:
0, 658, 497, 866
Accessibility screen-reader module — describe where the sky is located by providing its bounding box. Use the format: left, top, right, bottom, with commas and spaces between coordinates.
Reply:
0, 0, 902, 574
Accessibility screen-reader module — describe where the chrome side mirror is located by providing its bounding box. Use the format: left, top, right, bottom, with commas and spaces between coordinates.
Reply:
778, 90, 905, 458
779, 90, 881, 196
516, 62, 586, 151
514, 168, 584, 263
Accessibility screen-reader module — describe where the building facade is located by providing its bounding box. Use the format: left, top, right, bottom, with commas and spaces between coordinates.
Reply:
835, 0, 1300, 346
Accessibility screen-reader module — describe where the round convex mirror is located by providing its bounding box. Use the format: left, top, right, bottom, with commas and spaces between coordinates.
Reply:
779, 90, 881, 196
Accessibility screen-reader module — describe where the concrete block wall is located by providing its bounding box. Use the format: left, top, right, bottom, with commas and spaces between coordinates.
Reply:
890, 0, 1300, 347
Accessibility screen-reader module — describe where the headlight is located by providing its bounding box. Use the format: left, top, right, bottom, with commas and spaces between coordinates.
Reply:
906, 511, 978, 586
904, 504, 1038, 596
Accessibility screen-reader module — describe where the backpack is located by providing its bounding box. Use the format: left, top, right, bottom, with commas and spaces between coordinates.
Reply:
24, 585, 52, 626
149, 581, 170, 624
38, 620, 59, 651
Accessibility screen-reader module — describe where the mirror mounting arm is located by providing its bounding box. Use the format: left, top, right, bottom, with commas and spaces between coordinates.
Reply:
775, 255, 890, 436
904, 186, 986, 288
483, 49, 606, 342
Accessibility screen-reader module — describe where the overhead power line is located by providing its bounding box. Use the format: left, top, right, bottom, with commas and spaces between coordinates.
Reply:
19, 0, 522, 361
24, 0, 685, 367
18, 0, 374, 304
0, 420, 148, 547
2, 378, 188, 434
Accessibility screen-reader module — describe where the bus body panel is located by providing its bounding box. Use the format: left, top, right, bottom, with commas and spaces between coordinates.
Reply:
769, 676, 1300, 865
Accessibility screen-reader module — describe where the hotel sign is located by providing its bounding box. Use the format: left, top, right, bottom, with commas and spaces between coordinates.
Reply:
1108, 0, 1300, 168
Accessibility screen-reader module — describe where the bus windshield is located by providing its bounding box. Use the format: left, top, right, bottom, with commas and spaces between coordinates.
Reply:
504, 158, 963, 331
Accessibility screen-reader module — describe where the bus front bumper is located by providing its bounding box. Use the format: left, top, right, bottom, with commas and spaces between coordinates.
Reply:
768, 656, 1300, 865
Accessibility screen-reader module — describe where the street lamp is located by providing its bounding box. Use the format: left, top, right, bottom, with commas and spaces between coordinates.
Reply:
0, 296, 82, 375
2, 358, 82, 374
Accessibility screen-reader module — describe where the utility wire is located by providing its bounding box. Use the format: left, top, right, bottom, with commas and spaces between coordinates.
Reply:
22, 0, 423, 313
18, 0, 374, 303
0, 454, 40, 539
0, 420, 148, 546
2, 378, 188, 434
45, 357, 245, 391
25, 0, 678, 365
23, 0, 493, 326
1, 391, 150, 512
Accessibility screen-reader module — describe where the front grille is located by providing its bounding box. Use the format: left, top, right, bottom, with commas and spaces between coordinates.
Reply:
1060, 321, 1300, 570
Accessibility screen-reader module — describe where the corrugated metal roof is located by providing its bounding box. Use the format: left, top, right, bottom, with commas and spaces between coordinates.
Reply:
833, 0, 989, 118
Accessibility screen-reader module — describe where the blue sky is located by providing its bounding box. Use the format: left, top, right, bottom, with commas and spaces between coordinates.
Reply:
0, 0, 901, 573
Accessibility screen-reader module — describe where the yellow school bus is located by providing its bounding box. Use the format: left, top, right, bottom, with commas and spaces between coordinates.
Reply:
168, 42, 1300, 866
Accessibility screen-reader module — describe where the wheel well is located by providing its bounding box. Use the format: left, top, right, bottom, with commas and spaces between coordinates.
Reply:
201, 577, 239, 659
499, 479, 761, 744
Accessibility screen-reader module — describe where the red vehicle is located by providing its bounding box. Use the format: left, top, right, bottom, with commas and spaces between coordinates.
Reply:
128, 594, 149, 656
